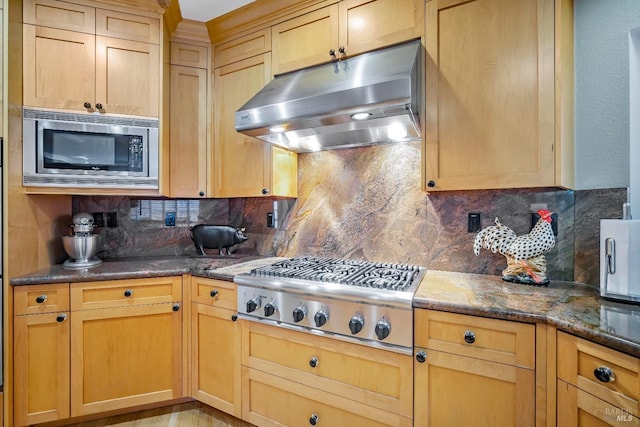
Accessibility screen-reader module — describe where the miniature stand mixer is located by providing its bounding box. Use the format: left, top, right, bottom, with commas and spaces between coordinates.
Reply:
62, 212, 102, 268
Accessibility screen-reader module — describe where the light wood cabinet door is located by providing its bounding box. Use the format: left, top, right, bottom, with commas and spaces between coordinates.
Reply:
424, 0, 560, 191
69, 303, 183, 416
169, 64, 209, 197
558, 380, 640, 426
191, 303, 241, 417
338, 0, 424, 58
14, 311, 70, 427
213, 53, 272, 198
271, 4, 339, 75
23, 25, 95, 111
414, 348, 535, 426
95, 36, 159, 116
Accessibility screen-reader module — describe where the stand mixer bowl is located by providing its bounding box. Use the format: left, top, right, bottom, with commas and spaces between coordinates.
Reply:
62, 235, 102, 268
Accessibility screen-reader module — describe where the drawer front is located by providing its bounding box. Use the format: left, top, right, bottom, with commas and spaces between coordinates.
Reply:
242, 321, 413, 417
414, 309, 535, 368
558, 379, 640, 426
191, 277, 236, 310
14, 283, 70, 315
558, 331, 640, 417
242, 367, 412, 427
71, 276, 182, 310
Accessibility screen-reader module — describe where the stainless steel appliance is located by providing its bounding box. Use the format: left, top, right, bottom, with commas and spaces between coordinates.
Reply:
62, 212, 102, 269
23, 108, 159, 189
235, 40, 422, 153
234, 256, 426, 354
600, 215, 640, 303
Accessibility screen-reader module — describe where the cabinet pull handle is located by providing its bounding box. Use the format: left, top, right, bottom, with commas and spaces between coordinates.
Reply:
210, 289, 219, 298
95, 103, 103, 110
261, 188, 269, 195
338, 46, 346, 56
35, 295, 48, 304
594, 366, 616, 383
309, 356, 319, 368
231, 313, 238, 322
124, 289, 134, 297
199, 191, 205, 197
309, 413, 319, 425
415, 350, 427, 363
83, 102, 92, 109
427, 180, 436, 188
172, 303, 180, 312
329, 48, 336, 58
56, 313, 67, 323
463, 330, 476, 344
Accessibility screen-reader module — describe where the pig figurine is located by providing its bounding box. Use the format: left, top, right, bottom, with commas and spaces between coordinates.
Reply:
190, 225, 248, 256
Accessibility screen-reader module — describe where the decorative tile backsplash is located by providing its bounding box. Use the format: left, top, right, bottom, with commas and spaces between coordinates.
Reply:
73, 140, 626, 287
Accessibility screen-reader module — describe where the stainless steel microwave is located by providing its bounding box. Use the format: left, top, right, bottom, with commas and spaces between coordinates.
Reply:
23, 108, 159, 189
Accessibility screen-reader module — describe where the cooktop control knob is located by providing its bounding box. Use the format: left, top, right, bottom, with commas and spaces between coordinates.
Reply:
293, 305, 307, 323
314, 310, 329, 327
264, 302, 277, 317
349, 313, 365, 335
375, 318, 391, 340
246, 297, 260, 313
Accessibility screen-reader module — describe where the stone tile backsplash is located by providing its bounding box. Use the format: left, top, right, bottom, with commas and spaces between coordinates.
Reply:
73, 140, 626, 287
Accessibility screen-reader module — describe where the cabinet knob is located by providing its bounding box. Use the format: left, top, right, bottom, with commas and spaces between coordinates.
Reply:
124, 289, 134, 297
35, 295, 48, 304
199, 191, 205, 197
309, 413, 319, 425
329, 48, 336, 58
172, 303, 180, 312
427, 180, 436, 188
261, 188, 269, 195
95, 103, 103, 110
594, 366, 616, 383
56, 313, 67, 323
338, 46, 346, 56
463, 330, 476, 344
210, 289, 219, 298
309, 356, 319, 368
231, 313, 238, 322
415, 350, 427, 363
83, 102, 92, 109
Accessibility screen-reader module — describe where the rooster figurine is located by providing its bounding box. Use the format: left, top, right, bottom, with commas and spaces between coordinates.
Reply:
473, 209, 555, 286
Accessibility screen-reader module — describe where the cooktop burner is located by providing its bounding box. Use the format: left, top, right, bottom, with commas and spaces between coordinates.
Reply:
248, 255, 423, 292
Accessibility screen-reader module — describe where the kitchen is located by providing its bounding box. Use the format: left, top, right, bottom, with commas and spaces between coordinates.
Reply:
4, 0, 640, 426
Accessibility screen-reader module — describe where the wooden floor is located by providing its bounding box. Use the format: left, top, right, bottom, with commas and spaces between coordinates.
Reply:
64, 402, 255, 427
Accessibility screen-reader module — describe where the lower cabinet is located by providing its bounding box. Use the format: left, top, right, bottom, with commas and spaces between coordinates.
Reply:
190, 277, 241, 417
557, 331, 640, 426
240, 320, 413, 427
413, 309, 536, 427
13, 277, 183, 425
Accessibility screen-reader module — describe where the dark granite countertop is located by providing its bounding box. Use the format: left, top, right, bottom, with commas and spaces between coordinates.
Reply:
11, 258, 640, 357
414, 270, 640, 357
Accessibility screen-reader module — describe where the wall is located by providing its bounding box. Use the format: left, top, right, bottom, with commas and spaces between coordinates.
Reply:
574, 0, 640, 189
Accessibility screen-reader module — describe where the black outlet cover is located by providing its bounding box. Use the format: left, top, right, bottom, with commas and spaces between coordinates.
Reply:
468, 213, 481, 233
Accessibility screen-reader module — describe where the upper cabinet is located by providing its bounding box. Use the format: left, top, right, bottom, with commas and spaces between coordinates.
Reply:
272, 0, 424, 75
424, 0, 574, 191
213, 30, 297, 198
23, 0, 161, 117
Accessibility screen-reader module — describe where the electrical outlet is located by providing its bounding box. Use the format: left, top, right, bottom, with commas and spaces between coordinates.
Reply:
106, 212, 118, 227
468, 213, 481, 233
530, 212, 558, 235
165, 211, 176, 227
267, 212, 276, 228
92, 212, 105, 227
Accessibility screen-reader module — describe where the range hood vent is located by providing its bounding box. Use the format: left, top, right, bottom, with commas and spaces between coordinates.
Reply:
235, 40, 422, 153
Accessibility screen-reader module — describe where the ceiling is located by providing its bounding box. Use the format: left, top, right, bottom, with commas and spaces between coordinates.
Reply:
178, 0, 256, 22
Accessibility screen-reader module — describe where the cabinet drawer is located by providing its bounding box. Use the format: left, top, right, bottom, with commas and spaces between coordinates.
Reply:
242, 367, 412, 427
71, 277, 182, 310
191, 277, 236, 310
242, 321, 413, 417
558, 331, 640, 417
14, 283, 70, 315
96, 9, 159, 44
414, 309, 535, 368
24, 0, 95, 32
558, 379, 640, 426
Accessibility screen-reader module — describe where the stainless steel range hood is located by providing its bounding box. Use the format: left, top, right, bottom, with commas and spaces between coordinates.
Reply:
235, 40, 422, 153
